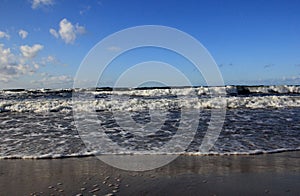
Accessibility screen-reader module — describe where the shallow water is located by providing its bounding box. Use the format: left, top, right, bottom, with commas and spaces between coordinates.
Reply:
0, 86, 299, 158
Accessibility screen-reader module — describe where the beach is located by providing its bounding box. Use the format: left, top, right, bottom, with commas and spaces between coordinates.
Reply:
1, 151, 299, 195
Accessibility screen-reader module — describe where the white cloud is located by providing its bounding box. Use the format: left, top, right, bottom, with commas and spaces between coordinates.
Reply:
0, 45, 13, 65
0, 45, 15, 81
75, 24, 86, 34
41, 55, 67, 66
59, 19, 76, 44
19, 29, 28, 39
49, 28, 59, 38
45, 75, 73, 83
0, 44, 38, 83
31, 0, 54, 9
0, 31, 10, 40
20, 44, 44, 59
31, 74, 73, 88
33, 63, 40, 69
50, 18, 86, 44
0, 43, 69, 86
43, 55, 56, 63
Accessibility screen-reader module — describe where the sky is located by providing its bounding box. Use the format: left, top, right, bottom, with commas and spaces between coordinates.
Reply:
0, 0, 300, 89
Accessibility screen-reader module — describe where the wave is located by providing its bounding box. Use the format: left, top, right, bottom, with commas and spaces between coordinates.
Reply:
1, 94, 300, 113
1, 148, 299, 160
1, 85, 300, 113
1, 85, 300, 96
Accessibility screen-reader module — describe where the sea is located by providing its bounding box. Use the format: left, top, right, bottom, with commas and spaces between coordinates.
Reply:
0, 85, 299, 159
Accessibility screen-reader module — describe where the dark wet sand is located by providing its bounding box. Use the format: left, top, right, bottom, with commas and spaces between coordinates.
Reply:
0, 151, 299, 196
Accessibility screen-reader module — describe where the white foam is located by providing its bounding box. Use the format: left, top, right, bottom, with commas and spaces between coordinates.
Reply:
1, 86, 300, 113
1, 148, 299, 159
1, 94, 300, 113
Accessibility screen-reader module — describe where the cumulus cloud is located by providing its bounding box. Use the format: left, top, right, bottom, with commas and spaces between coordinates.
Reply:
49, 28, 59, 38
59, 19, 77, 44
50, 18, 86, 44
0, 45, 18, 82
0, 44, 38, 82
20, 44, 44, 59
0, 31, 10, 40
41, 55, 67, 66
19, 29, 28, 39
0, 43, 68, 86
31, 0, 54, 9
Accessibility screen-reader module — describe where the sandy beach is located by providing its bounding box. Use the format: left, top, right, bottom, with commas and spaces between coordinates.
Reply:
0, 151, 299, 195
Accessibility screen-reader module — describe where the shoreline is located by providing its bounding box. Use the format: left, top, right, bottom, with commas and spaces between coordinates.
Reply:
0, 151, 299, 195
1, 148, 300, 160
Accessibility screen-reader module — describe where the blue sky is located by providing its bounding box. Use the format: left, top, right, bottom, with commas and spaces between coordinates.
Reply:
0, 0, 300, 89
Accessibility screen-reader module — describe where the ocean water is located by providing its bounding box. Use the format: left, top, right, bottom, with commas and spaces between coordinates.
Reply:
0, 85, 299, 159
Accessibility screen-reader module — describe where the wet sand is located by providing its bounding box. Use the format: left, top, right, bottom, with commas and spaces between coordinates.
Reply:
0, 151, 299, 195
